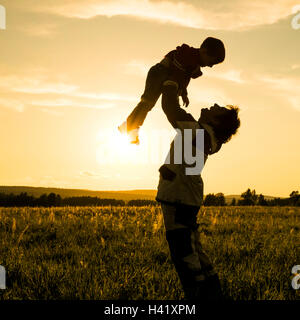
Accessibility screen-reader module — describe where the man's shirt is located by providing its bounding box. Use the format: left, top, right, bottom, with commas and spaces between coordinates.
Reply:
156, 81, 211, 207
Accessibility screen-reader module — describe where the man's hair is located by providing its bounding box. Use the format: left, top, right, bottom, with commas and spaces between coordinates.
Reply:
212, 106, 240, 144
200, 37, 225, 64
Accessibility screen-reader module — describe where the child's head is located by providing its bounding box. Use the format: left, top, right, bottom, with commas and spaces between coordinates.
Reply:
199, 37, 225, 67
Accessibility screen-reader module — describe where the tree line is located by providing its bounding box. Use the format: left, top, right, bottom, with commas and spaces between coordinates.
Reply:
0, 193, 125, 207
0, 189, 299, 207
204, 189, 300, 207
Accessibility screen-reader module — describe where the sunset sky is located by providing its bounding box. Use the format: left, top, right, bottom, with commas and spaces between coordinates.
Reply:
0, 0, 299, 197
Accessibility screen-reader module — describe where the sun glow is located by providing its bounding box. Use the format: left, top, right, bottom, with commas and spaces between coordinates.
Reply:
96, 126, 177, 167
96, 128, 142, 165
111, 129, 138, 153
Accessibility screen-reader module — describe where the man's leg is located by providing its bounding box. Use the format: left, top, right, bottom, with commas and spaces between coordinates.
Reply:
160, 203, 222, 300
191, 228, 223, 300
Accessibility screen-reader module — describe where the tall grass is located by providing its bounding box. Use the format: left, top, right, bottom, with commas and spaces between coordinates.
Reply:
0, 206, 299, 300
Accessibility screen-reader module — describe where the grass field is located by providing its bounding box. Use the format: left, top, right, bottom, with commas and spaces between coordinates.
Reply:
0, 205, 299, 300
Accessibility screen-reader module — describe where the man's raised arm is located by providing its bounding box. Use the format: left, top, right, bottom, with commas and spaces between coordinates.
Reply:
161, 80, 213, 157
161, 80, 197, 129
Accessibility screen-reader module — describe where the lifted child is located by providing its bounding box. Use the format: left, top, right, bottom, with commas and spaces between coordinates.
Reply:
118, 37, 225, 144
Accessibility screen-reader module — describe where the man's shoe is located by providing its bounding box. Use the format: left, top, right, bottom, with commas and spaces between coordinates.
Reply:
183, 274, 223, 301
205, 274, 224, 301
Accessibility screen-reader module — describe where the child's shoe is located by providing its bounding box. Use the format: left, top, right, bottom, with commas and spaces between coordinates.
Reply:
118, 122, 140, 144
118, 121, 128, 135
128, 128, 140, 145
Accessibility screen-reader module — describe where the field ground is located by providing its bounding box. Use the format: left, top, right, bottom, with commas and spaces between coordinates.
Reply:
0, 206, 299, 300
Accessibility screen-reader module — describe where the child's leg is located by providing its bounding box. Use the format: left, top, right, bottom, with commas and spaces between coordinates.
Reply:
125, 63, 169, 132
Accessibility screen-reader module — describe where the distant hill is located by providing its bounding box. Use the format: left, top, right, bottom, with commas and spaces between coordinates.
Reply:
0, 186, 282, 203
0, 186, 157, 201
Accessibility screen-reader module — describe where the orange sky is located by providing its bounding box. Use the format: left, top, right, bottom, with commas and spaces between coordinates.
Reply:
0, 0, 299, 196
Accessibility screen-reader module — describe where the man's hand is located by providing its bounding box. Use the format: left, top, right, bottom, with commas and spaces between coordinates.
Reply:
182, 94, 189, 107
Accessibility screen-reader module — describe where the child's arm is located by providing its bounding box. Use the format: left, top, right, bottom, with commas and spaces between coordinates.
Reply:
171, 69, 190, 107
168, 44, 203, 107
181, 83, 189, 107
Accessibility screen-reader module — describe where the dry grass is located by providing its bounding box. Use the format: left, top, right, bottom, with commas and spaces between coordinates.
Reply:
0, 205, 299, 300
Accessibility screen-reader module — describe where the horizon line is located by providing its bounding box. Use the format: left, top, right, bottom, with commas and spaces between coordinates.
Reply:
0, 185, 289, 198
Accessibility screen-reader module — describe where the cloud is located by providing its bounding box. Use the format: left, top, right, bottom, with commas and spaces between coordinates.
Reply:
0, 98, 25, 112
80, 170, 96, 177
205, 68, 245, 84
288, 96, 300, 111
0, 75, 78, 94
79, 170, 103, 178
124, 60, 150, 77
40, 108, 64, 117
193, 67, 300, 112
74, 92, 136, 102
260, 76, 300, 92
291, 64, 300, 70
191, 86, 232, 107
260, 76, 300, 111
20, 0, 299, 30
80, 170, 118, 179
0, 73, 135, 111
15, 83, 78, 95
203, 65, 300, 111
38, 175, 69, 187
17, 23, 59, 37
0, 75, 136, 102
30, 98, 114, 109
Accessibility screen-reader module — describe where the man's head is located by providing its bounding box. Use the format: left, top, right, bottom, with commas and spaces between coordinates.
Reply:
199, 37, 225, 67
199, 103, 240, 144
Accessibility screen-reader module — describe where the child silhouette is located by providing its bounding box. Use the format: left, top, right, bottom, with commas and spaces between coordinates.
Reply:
118, 37, 225, 144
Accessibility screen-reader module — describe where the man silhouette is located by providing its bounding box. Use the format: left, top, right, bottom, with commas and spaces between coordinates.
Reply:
156, 76, 240, 300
